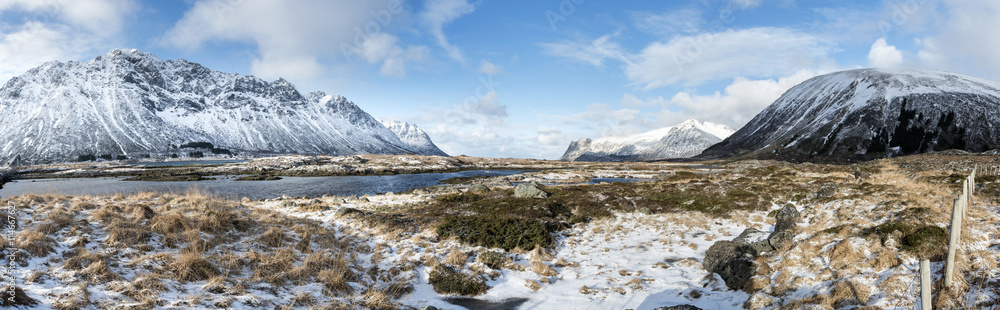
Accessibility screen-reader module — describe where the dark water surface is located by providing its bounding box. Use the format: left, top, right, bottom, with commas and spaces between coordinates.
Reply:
0, 170, 523, 200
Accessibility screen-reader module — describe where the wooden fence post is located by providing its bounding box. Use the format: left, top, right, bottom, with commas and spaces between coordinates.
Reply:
920, 259, 931, 310
945, 197, 963, 288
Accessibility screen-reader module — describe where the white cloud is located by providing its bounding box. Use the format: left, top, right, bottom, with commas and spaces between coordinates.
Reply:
630, 9, 703, 36
536, 126, 570, 147
542, 28, 833, 89
661, 70, 822, 128
478, 60, 502, 75
419, 0, 475, 63
620, 92, 665, 108
0, 0, 135, 83
539, 33, 630, 67
910, 0, 1000, 80
626, 27, 834, 89
164, 0, 429, 81
730, 0, 764, 9
867, 38, 903, 68
358, 33, 428, 78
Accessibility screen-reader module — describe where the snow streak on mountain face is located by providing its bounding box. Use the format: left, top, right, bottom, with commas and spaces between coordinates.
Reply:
0, 49, 443, 164
560, 119, 735, 162
699, 68, 1000, 161
378, 120, 448, 156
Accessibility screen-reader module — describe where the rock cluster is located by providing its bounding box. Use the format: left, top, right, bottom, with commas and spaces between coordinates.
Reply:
702, 204, 801, 291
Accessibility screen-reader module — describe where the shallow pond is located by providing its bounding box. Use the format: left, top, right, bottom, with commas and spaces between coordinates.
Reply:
0, 170, 523, 200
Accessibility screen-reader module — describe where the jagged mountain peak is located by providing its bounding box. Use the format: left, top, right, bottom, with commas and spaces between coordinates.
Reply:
560, 120, 735, 162
698, 68, 1000, 161
0, 49, 446, 163
378, 120, 449, 157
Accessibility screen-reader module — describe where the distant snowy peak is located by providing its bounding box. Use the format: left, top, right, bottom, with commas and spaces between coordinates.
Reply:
378, 120, 448, 156
0, 49, 447, 163
560, 119, 735, 161
699, 68, 1000, 161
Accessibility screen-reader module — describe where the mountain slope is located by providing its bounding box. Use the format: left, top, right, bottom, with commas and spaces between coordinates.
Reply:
0, 49, 443, 163
379, 120, 448, 156
560, 119, 735, 161
698, 68, 1000, 161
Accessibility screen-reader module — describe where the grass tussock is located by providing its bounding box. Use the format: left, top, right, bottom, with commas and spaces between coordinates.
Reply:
17, 230, 56, 257
476, 251, 509, 270
530, 261, 558, 277
171, 251, 218, 282
428, 265, 489, 296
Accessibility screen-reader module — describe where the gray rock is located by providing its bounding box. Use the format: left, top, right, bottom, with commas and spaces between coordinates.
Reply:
418, 307, 440, 310
335, 207, 366, 218
815, 182, 838, 198
467, 184, 490, 194
767, 230, 794, 252
702, 240, 756, 290
654, 305, 704, 310
732, 228, 773, 255
773, 205, 800, 233
514, 182, 550, 198
637, 207, 653, 215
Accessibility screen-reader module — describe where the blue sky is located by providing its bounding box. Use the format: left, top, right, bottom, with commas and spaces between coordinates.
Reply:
1, 0, 998, 159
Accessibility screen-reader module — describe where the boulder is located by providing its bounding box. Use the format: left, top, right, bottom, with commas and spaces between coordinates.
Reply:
702, 241, 756, 290
733, 228, 773, 255
653, 305, 704, 310
467, 184, 490, 194
773, 205, 800, 234
767, 231, 795, 252
636, 207, 653, 215
514, 182, 550, 198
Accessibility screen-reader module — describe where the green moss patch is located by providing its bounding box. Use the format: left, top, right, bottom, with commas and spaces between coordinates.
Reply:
428, 265, 489, 296
437, 215, 553, 251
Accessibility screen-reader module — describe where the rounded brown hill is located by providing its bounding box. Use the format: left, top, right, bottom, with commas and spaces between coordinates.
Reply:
698, 68, 1000, 161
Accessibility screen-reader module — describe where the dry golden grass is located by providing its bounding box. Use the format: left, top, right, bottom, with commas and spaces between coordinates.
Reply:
553, 257, 579, 268
831, 279, 871, 308
529, 244, 554, 261
444, 249, 469, 267
257, 227, 289, 248
318, 267, 355, 296
525, 279, 542, 291
36, 208, 74, 234
104, 218, 151, 247
828, 238, 865, 270
530, 261, 558, 277
17, 230, 56, 257
170, 250, 218, 282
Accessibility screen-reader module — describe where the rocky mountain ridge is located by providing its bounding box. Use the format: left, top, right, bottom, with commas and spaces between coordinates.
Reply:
0, 49, 443, 163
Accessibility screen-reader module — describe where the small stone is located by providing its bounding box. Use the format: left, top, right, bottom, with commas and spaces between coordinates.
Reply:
637, 207, 653, 215
335, 207, 366, 218
815, 182, 839, 198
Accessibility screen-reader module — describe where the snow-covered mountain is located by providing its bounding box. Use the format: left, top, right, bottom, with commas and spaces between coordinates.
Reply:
698, 68, 1000, 161
378, 120, 448, 156
560, 119, 735, 161
0, 49, 445, 164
